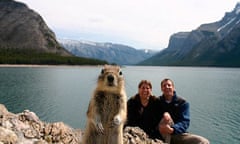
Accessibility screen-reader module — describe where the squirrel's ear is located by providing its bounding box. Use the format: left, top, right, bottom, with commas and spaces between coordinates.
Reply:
101, 69, 104, 74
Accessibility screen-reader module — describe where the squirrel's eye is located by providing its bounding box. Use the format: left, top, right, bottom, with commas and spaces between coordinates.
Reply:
119, 71, 122, 75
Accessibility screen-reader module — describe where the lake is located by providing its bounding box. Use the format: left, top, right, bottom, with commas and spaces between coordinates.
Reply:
0, 65, 240, 143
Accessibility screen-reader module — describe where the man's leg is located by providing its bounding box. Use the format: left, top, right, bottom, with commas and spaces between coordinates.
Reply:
171, 133, 209, 144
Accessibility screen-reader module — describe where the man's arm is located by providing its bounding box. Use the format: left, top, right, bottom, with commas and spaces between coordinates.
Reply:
172, 102, 190, 134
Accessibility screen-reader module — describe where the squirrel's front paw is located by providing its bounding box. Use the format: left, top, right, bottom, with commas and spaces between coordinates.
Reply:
112, 115, 122, 126
96, 122, 104, 134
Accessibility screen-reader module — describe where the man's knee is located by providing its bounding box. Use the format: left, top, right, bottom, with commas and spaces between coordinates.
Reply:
171, 133, 209, 144
192, 134, 209, 144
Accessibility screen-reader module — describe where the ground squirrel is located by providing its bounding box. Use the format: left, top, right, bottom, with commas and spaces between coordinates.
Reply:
82, 65, 127, 144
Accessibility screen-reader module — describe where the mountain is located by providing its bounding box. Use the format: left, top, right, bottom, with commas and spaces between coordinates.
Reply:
140, 3, 240, 67
0, 0, 107, 65
59, 39, 158, 65
0, 0, 69, 55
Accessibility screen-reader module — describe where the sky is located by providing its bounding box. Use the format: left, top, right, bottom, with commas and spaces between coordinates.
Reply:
17, 0, 239, 50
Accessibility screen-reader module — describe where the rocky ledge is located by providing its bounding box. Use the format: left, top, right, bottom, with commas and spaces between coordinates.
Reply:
0, 104, 164, 144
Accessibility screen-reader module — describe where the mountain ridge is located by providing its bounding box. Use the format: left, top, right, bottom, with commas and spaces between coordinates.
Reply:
140, 2, 240, 67
0, 0, 107, 65
0, 0, 69, 55
59, 38, 158, 65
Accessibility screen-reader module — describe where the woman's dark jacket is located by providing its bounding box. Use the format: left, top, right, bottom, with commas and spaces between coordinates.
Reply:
125, 94, 160, 139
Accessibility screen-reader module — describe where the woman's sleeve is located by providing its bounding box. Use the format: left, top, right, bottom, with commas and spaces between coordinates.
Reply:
125, 99, 138, 126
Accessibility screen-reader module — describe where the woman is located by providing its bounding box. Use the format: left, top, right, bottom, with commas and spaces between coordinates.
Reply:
125, 80, 160, 139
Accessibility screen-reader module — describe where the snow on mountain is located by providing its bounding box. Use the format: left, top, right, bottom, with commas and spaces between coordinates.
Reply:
217, 17, 236, 32
58, 38, 158, 65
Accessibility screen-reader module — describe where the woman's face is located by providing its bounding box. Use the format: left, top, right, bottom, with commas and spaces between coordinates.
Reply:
139, 83, 152, 100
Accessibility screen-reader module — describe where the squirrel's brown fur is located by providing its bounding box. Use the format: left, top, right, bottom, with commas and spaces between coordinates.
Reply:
82, 65, 127, 144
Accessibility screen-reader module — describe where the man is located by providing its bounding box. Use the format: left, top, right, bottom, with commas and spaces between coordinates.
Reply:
158, 78, 209, 144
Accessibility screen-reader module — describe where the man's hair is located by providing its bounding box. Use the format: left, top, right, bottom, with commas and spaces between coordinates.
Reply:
161, 78, 174, 87
138, 80, 152, 89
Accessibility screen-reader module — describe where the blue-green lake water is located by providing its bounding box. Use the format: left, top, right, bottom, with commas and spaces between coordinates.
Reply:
0, 66, 240, 143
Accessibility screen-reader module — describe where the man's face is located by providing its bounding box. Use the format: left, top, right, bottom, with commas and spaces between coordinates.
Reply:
161, 80, 175, 97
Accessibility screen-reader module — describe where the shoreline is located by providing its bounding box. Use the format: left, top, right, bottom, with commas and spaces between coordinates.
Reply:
0, 64, 105, 68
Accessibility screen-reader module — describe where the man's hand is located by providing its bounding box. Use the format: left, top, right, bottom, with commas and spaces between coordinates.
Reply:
159, 124, 174, 135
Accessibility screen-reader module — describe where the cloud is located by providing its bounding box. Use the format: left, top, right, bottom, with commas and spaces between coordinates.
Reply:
18, 0, 239, 50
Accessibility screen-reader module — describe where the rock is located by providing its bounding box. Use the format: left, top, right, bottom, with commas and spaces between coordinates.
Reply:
0, 104, 164, 144
0, 104, 81, 144
0, 127, 18, 144
123, 127, 164, 144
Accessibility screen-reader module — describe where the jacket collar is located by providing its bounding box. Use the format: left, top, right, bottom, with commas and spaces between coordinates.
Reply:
161, 91, 177, 103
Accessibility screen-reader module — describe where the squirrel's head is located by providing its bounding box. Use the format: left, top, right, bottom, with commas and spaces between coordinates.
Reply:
98, 65, 124, 90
